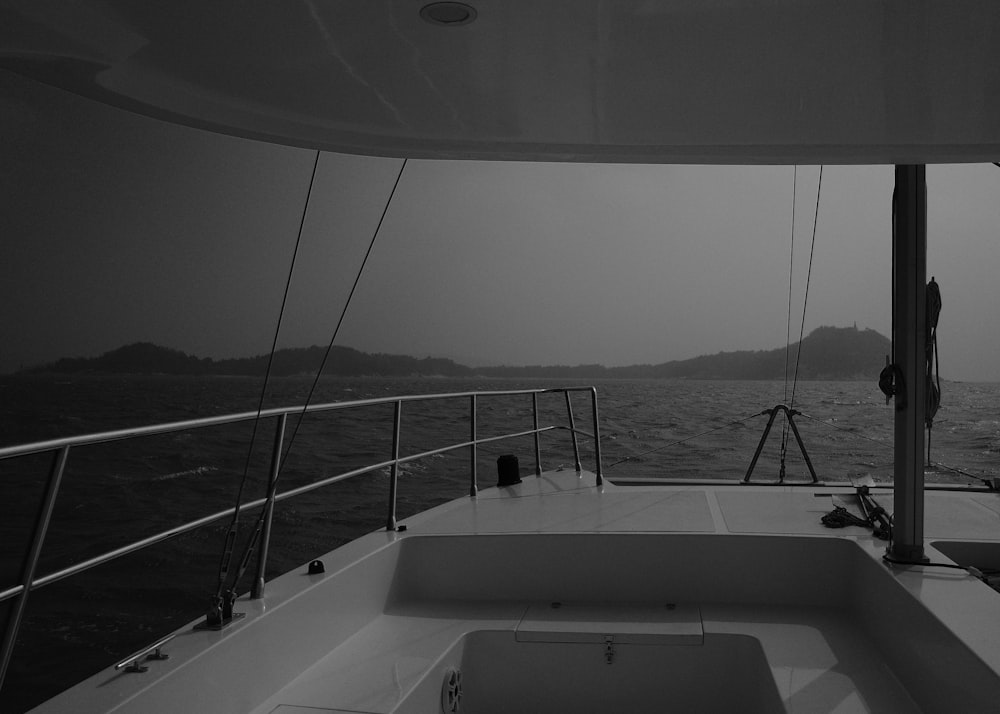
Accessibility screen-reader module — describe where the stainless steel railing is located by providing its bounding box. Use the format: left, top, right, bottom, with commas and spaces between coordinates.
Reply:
0, 386, 602, 690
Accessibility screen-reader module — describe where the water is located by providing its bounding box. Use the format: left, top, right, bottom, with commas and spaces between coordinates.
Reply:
1, 375, 998, 711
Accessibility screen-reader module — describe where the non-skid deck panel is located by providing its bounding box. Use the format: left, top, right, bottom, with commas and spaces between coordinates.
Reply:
413, 481, 715, 534
418, 474, 1000, 541
924, 493, 1000, 539
971, 495, 1000, 520
716, 491, 848, 535
472, 471, 600, 499
716, 489, 1000, 539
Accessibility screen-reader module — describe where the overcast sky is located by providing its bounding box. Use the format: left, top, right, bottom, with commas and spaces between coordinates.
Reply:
4, 70, 1000, 381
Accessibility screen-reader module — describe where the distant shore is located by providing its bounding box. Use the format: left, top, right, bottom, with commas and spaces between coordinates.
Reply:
22, 326, 891, 381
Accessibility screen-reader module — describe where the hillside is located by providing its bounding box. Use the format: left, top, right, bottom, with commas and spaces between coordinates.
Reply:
30, 344, 473, 378
475, 326, 888, 380
27, 326, 890, 380
645, 325, 889, 380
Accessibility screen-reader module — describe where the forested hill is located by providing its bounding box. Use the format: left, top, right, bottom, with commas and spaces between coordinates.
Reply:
27, 326, 890, 380
29, 343, 473, 377
472, 326, 889, 380
620, 325, 890, 380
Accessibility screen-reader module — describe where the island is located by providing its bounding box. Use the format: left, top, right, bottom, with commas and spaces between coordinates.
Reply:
24, 326, 891, 381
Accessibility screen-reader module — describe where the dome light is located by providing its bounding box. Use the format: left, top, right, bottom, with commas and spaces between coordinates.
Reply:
420, 2, 477, 27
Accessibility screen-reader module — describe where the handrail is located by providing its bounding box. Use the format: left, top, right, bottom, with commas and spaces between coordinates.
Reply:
0, 387, 592, 461
113, 634, 175, 673
0, 386, 602, 692
0, 425, 592, 604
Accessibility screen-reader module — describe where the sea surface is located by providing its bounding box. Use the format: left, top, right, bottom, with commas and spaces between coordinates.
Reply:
1, 374, 999, 711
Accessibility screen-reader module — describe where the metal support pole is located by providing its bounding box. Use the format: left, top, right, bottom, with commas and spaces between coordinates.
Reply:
565, 391, 582, 472
532, 393, 542, 476
744, 408, 780, 482
252, 413, 286, 599
0, 445, 70, 691
743, 406, 818, 484
470, 394, 478, 498
890, 164, 928, 561
387, 401, 401, 531
591, 388, 603, 486
785, 413, 819, 483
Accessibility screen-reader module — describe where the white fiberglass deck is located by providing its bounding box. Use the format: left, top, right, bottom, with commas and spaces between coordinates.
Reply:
34, 472, 1000, 714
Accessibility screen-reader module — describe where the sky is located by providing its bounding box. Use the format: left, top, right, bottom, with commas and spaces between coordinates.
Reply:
4, 69, 1000, 381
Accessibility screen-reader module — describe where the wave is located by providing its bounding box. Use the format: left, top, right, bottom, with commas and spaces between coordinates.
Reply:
152, 465, 220, 481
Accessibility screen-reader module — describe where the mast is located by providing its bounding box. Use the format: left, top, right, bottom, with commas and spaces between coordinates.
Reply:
890, 165, 928, 561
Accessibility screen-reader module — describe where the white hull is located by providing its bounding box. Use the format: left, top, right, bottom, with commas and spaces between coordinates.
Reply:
33, 473, 1000, 713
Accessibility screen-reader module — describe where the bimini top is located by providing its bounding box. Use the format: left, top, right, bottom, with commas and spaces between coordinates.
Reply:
3, 0, 1000, 164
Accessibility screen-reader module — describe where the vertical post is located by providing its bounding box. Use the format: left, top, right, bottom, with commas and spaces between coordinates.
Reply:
532, 393, 542, 476
890, 164, 928, 561
0, 445, 70, 691
591, 388, 603, 486
565, 391, 582, 472
469, 394, 478, 498
252, 413, 286, 599
743, 407, 780, 483
387, 400, 401, 531
785, 410, 819, 484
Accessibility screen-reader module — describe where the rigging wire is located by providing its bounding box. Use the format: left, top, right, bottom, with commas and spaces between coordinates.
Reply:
783, 166, 798, 406
277, 157, 408, 467
778, 166, 821, 480
930, 460, 995, 487
796, 412, 990, 487
779, 167, 798, 469
211, 151, 321, 610
219, 157, 409, 598
788, 165, 823, 412
795, 412, 888, 446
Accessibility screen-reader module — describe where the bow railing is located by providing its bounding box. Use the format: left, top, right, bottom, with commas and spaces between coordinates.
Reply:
0, 386, 602, 691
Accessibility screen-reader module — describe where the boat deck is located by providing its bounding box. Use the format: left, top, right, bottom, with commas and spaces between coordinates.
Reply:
33, 472, 1000, 713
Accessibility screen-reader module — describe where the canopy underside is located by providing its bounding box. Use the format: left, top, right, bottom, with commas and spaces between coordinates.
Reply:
3, 1, 1000, 163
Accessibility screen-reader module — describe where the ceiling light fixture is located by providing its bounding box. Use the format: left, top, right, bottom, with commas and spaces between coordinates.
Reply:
420, 2, 477, 27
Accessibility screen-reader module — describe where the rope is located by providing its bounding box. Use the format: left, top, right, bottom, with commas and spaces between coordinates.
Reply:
821, 506, 870, 529
211, 151, 321, 606
925, 277, 942, 464
821, 487, 891, 539
607, 412, 765, 468
220, 157, 409, 598
878, 184, 903, 405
